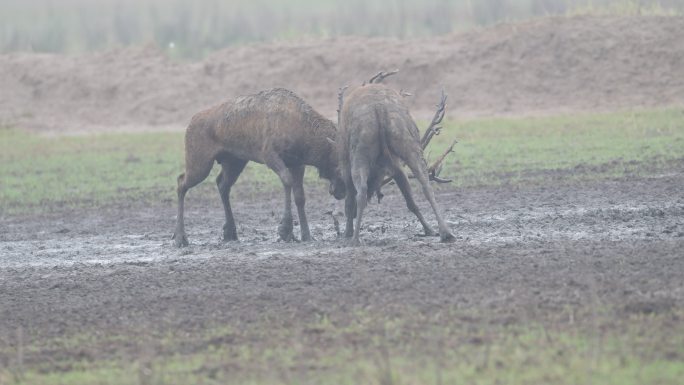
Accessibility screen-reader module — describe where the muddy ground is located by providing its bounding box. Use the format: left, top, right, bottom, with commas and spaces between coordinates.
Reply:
1, 14, 684, 380
1, 170, 683, 371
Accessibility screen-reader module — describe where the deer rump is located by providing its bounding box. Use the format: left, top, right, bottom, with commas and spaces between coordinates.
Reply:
338, 84, 455, 245
340, 95, 419, 198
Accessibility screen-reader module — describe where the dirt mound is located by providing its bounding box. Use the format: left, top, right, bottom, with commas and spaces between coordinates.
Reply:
1, 15, 684, 132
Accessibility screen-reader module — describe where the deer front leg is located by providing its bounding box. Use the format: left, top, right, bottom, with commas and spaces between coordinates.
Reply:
342, 174, 356, 239
174, 174, 190, 247
344, 192, 356, 239
393, 167, 437, 237
291, 165, 314, 242
266, 154, 297, 242
350, 163, 370, 246
406, 155, 455, 243
216, 159, 248, 241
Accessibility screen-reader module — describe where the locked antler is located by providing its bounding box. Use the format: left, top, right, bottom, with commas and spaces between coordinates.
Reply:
422, 88, 455, 183
421, 88, 447, 149
368, 69, 399, 84
399, 89, 413, 97
380, 88, 456, 188
426, 139, 457, 183
337, 85, 349, 125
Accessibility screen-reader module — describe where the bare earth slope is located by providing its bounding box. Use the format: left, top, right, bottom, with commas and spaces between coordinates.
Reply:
1, 15, 684, 132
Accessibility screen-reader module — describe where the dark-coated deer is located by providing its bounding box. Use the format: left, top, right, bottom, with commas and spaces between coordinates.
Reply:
173, 88, 346, 247
336, 78, 455, 245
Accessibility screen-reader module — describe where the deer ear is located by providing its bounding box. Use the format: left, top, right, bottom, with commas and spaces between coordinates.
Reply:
327, 137, 335, 144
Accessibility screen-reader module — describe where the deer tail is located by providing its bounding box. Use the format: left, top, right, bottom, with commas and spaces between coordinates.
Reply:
374, 104, 393, 161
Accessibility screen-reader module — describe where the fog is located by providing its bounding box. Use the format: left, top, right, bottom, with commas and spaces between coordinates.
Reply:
2, 0, 682, 57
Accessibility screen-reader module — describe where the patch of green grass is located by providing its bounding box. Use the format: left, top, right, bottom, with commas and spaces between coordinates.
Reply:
0, 129, 183, 214
1, 108, 683, 215
0, 128, 283, 215
433, 108, 684, 187
4, 308, 684, 385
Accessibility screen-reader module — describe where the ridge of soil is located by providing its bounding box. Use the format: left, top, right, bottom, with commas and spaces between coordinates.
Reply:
2, 15, 684, 133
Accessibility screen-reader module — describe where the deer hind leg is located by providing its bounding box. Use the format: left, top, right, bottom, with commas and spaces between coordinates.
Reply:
174, 148, 215, 247
404, 154, 455, 243
392, 167, 437, 237
343, 184, 357, 239
290, 165, 315, 242
265, 154, 297, 242
216, 158, 248, 241
340, 166, 356, 238
350, 161, 370, 246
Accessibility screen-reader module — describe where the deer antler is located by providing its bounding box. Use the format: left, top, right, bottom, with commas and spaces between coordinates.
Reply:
337, 85, 349, 125
421, 88, 447, 150
427, 139, 457, 183
368, 69, 399, 84
422, 89, 455, 183
379, 88, 456, 188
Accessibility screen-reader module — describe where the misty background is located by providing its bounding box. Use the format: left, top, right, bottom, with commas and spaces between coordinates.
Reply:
2, 0, 683, 58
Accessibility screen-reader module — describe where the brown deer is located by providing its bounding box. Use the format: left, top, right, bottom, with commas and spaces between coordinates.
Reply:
173, 88, 346, 247
336, 74, 456, 245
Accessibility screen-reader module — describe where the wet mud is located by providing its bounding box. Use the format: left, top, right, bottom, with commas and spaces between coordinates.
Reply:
1, 173, 683, 367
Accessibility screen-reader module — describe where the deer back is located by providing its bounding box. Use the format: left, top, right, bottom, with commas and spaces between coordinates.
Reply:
339, 84, 422, 168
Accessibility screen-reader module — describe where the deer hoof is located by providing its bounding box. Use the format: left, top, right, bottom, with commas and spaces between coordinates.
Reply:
347, 238, 362, 247
301, 234, 316, 242
421, 227, 438, 237
222, 227, 238, 242
278, 220, 294, 240
279, 233, 298, 242
222, 224, 238, 241
222, 233, 238, 242
174, 234, 189, 247
440, 232, 456, 243
278, 227, 298, 242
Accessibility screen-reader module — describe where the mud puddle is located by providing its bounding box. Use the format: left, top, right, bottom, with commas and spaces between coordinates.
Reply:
2, 175, 682, 269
